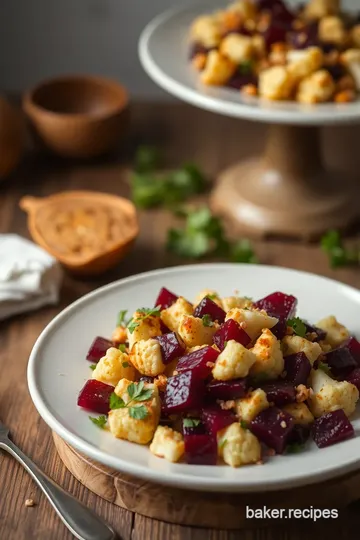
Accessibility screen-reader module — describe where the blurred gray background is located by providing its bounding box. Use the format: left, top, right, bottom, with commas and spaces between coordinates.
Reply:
0, 0, 357, 99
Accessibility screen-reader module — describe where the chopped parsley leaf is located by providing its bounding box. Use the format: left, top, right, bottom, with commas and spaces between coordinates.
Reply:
89, 415, 107, 429
202, 314, 213, 327
287, 317, 307, 338
183, 418, 201, 428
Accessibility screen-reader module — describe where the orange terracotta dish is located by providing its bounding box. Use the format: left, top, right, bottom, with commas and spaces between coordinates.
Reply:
20, 191, 139, 276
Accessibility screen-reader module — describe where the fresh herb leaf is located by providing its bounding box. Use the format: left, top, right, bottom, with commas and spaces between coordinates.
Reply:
318, 361, 332, 375
169, 163, 206, 198
223, 341, 229, 348
122, 361, 130, 368
89, 415, 107, 429
129, 405, 149, 420
202, 314, 213, 327
131, 173, 169, 209
167, 228, 211, 258
219, 438, 228, 449
118, 344, 127, 353
238, 60, 253, 75
89, 364, 97, 371
231, 240, 258, 264
127, 307, 161, 334
117, 310, 128, 326
206, 293, 218, 300
135, 146, 161, 173
128, 381, 143, 400
240, 420, 248, 430
109, 393, 126, 410
183, 418, 201, 428
287, 317, 307, 338
320, 230, 359, 269
286, 442, 305, 454
134, 389, 154, 402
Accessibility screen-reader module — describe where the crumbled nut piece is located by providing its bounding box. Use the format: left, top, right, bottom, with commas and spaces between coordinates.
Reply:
296, 384, 311, 403
280, 420, 287, 428
337, 75, 355, 92
267, 448, 276, 456
192, 53, 207, 71
154, 374, 168, 392
256, 459, 264, 465
257, 13, 271, 33
25, 499, 35, 507
242, 84, 258, 96
334, 89, 356, 103
206, 361, 215, 368
305, 331, 318, 342
220, 399, 236, 410
112, 326, 127, 345
324, 50, 339, 65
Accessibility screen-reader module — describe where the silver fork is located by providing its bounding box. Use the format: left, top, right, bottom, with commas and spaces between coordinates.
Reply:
0, 422, 117, 540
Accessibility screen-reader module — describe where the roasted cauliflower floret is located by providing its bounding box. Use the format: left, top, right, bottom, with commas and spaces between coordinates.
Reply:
222, 296, 253, 312
150, 425, 185, 463
250, 328, 284, 379
220, 34, 254, 64
318, 16, 345, 46
178, 315, 219, 348
194, 289, 223, 308
212, 340, 257, 380
341, 49, 360, 91
92, 347, 136, 386
258, 66, 294, 100
225, 307, 278, 340
296, 69, 335, 104
287, 47, 323, 81
282, 402, 314, 426
127, 310, 162, 351
303, 0, 340, 20
160, 297, 193, 334
316, 315, 350, 349
130, 339, 165, 377
218, 422, 261, 467
201, 50, 236, 86
308, 368, 359, 418
282, 335, 322, 365
235, 389, 269, 422
108, 379, 161, 444
190, 15, 222, 48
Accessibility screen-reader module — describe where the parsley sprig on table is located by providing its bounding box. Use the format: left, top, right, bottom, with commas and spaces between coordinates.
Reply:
321, 230, 359, 269
287, 317, 307, 338
131, 146, 207, 209
109, 381, 153, 420
167, 207, 257, 262
127, 307, 161, 334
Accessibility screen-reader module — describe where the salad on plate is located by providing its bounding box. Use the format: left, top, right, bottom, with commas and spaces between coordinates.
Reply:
78, 286, 360, 467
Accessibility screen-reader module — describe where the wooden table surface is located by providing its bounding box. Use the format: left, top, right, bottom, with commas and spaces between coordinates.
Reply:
1, 102, 360, 540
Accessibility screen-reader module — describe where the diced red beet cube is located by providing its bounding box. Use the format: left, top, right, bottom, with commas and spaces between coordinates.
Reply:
345, 368, 360, 390
260, 381, 296, 407
288, 424, 311, 447
213, 319, 251, 351
193, 297, 226, 324
304, 322, 327, 341
156, 332, 185, 365
184, 433, 218, 465
250, 407, 294, 454
254, 292, 297, 340
176, 346, 219, 378
162, 370, 205, 414
154, 287, 178, 310
284, 352, 311, 386
206, 378, 248, 400
77, 380, 114, 414
342, 337, 360, 365
312, 410, 354, 448
324, 348, 357, 377
201, 406, 236, 437
86, 336, 113, 362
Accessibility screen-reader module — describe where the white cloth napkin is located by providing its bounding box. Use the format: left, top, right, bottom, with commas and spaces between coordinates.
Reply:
0, 234, 63, 321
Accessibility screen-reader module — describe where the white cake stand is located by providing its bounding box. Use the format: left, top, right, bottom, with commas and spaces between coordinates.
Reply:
139, 2, 360, 237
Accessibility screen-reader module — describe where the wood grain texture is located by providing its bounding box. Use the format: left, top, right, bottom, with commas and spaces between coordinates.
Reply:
0, 101, 360, 540
53, 433, 360, 529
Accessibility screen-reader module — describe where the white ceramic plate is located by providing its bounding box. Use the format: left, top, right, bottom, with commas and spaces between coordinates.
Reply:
139, 1, 360, 125
28, 263, 360, 493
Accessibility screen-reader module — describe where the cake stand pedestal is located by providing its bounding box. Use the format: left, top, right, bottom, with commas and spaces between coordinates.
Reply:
139, 2, 360, 238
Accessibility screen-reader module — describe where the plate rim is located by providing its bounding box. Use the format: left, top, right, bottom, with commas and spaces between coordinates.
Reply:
27, 262, 360, 492
138, 1, 360, 126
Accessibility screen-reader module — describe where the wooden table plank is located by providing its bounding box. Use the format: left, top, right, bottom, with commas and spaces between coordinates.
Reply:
0, 102, 360, 540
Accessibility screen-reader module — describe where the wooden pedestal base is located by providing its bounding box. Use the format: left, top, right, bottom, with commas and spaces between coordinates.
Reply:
210, 124, 360, 238
53, 433, 360, 529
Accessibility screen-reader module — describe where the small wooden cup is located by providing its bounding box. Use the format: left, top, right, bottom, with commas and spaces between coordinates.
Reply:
23, 75, 129, 158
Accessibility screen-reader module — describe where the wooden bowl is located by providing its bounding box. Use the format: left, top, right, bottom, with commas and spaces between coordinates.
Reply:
23, 75, 129, 158
20, 191, 139, 276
